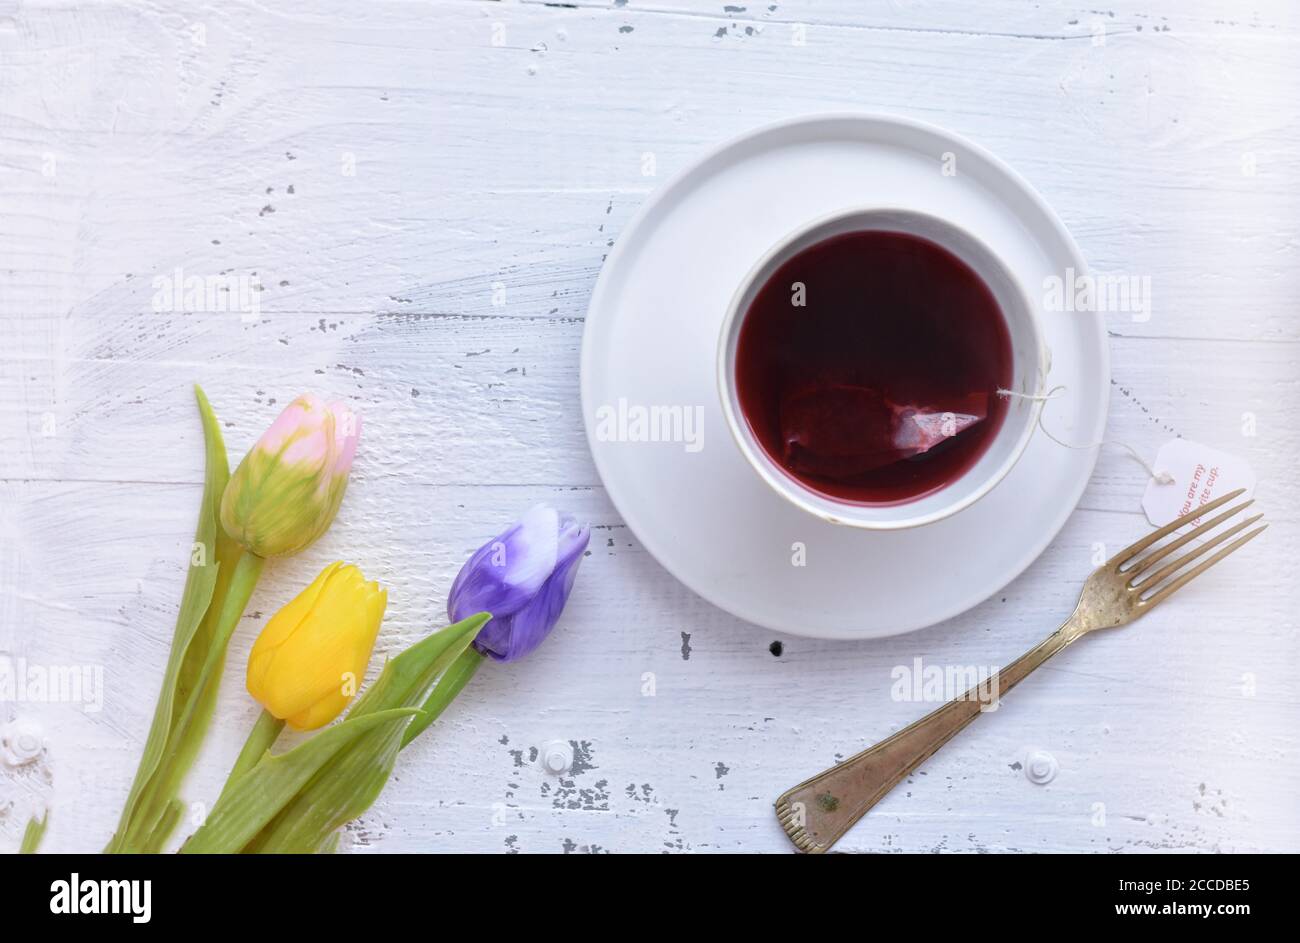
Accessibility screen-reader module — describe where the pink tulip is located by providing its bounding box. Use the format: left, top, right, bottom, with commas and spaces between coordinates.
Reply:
220, 395, 361, 557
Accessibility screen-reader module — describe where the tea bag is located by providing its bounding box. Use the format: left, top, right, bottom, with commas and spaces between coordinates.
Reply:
779, 384, 987, 479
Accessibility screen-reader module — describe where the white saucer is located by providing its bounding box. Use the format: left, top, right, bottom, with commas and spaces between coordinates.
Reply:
581, 114, 1108, 640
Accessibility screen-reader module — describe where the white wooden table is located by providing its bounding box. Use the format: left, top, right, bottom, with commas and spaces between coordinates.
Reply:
2, 0, 1296, 854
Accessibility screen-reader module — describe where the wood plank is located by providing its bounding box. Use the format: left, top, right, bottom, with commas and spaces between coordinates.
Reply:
2, 0, 1296, 853
3, 478, 1295, 852
2, 1, 1295, 339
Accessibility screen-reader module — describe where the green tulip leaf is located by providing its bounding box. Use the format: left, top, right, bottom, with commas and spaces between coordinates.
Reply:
247, 613, 489, 853
139, 799, 185, 855
351, 612, 489, 719
19, 812, 48, 854
401, 645, 485, 748
182, 707, 419, 854
106, 385, 229, 853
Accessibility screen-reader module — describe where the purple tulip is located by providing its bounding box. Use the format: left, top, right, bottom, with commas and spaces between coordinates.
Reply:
449, 505, 590, 662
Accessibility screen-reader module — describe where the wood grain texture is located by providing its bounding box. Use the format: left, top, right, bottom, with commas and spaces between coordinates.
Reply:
1, 0, 1296, 853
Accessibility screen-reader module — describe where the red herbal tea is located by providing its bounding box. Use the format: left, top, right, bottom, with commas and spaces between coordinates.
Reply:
734, 230, 1013, 505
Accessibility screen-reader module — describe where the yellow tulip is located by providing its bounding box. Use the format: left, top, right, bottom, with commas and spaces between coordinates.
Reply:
247, 562, 387, 730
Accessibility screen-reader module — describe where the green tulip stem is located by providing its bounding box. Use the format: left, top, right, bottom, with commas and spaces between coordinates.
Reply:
168, 551, 265, 744
220, 709, 286, 801
400, 646, 486, 749
126, 550, 265, 849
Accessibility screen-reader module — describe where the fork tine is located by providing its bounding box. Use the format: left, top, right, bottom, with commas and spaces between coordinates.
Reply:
1125, 500, 1255, 578
1139, 523, 1267, 608
1132, 513, 1263, 590
1109, 487, 1246, 569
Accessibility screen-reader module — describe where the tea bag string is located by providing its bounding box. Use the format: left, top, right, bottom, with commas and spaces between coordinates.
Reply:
996, 385, 1175, 485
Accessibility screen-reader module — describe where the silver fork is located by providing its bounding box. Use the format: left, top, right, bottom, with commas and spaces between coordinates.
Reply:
775, 487, 1265, 853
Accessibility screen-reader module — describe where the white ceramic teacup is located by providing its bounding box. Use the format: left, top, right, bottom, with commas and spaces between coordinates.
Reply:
717, 207, 1048, 530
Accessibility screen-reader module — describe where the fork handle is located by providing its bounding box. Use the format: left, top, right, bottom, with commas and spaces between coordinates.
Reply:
775, 623, 1080, 853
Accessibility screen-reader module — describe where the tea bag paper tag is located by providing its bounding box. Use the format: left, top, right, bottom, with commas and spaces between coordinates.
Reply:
1141, 439, 1256, 527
